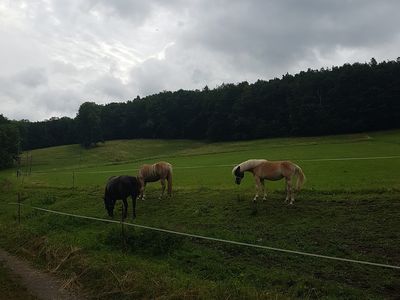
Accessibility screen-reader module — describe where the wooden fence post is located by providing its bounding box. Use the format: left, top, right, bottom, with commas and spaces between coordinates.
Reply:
29, 154, 32, 175
121, 209, 127, 251
25, 152, 29, 176
18, 193, 21, 225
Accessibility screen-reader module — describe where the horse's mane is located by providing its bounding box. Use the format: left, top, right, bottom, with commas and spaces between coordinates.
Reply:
232, 159, 267, 174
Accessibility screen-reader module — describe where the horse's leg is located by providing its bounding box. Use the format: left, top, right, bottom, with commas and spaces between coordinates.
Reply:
289, 175, 295, 205
131, 194, 137, 219
284, 178, 290, 203
253, 176, 261, 202
138, 177, 144, 200
167, 171, 172, 197
141, 182, 147, 200
159, 179, 166, 199
122, 198, 128, 219
261, 179, 267, 201
286, 177, 294, 205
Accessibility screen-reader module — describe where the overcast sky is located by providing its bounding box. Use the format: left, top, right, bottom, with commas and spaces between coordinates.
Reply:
1, 0, 399, 121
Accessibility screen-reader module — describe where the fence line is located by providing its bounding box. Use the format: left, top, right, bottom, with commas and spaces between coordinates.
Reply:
9, 202, 400, 270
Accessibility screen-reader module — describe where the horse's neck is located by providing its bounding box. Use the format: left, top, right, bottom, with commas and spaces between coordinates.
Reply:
239, 159, 267, 172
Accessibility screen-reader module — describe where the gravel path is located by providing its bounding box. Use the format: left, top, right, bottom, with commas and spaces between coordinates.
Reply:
0, 248, 82, 300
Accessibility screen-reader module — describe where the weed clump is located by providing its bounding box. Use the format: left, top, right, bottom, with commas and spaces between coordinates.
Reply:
40, 194, 56, 205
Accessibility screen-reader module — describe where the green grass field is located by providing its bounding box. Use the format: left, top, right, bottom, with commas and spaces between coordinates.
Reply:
0, 130, 399, 299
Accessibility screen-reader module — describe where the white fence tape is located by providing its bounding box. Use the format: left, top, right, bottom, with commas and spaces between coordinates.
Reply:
9, 202, 400, 270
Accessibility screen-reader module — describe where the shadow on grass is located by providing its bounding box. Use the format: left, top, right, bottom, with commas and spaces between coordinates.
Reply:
104, 228, 184, 256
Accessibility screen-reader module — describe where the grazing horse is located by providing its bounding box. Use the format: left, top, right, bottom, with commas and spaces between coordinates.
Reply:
232, 159, 306, 204
104, 175, 141, 219
138, 161, 173, 199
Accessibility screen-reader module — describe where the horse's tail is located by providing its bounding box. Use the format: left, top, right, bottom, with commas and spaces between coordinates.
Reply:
167, 165, 173, 196
295, 165, 306, 191
136, 167, 145, 196
103, 186, 107, 201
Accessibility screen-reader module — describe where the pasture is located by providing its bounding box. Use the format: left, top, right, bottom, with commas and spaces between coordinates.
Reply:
0, 130, 399, 299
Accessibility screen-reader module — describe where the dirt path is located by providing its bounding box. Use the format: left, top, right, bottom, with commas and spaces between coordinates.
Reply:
0, 248, 83, 300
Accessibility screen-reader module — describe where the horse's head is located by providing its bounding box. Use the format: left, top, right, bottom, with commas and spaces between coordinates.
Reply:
104, 195, 116, 217
233, 166, 244, 185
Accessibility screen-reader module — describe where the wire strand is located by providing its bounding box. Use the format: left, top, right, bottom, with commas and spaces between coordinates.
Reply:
8, 202, 400, 270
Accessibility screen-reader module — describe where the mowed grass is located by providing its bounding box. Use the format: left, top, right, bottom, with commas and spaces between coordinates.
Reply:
0, 130, 400, 299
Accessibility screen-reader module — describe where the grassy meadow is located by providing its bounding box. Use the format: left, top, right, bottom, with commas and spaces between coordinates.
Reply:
0, 130, 400, 299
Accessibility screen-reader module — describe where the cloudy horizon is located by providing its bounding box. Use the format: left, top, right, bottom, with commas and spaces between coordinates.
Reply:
1, 0, 399, 121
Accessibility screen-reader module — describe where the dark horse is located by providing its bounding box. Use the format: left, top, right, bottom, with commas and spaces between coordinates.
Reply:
104, 176, 141, 219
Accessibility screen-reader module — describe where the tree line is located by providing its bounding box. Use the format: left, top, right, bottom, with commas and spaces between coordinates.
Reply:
1, 58, 399, 168
0, 115, 20, 169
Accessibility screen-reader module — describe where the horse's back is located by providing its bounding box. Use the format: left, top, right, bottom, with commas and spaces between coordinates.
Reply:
139, 161, 172, 182
105, 176, 139, 199
138, 164, 150, 173
157, 161, 172, 169
105, 176, 120, 193
155, 162, 172, 177
255, 160, 298, 180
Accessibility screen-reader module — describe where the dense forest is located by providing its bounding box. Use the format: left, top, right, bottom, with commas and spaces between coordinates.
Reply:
0, 115, 20, 169
1, 59, 400, 163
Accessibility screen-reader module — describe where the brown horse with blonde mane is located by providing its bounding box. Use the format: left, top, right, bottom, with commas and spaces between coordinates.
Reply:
232, 159, 306, 204
138, 161, 173, 199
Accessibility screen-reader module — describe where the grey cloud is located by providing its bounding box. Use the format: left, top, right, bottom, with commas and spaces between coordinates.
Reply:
191, 68, 212, 85
179, 1, 400, 74
129, 58, 173, 96
0, 68, 47, 107
35, 89, 82, 116
85, 74, 133, 101
0, 75, 81, 121
90, 0, 153, 23
14, 68, 48, 88
50, 60, 80, 75
77, 0, 184, 26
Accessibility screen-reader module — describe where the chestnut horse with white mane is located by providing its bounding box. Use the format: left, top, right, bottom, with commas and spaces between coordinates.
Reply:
138, 161, 173, 199
232, 159, 305, 204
